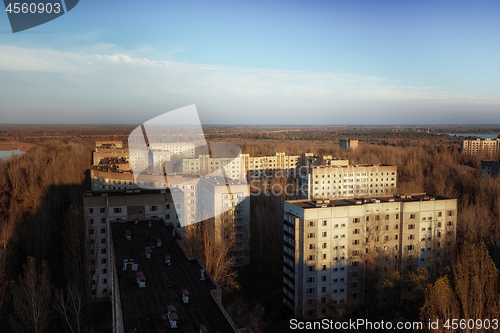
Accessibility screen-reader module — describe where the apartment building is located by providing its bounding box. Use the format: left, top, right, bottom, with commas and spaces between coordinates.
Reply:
462, 138, 500, 159
183, 154, 245, 180
481, 160, 500, 178
197, 178, 251, 266
300, 165, 397, 199
84, 189, 184, 299
340, 139, 358, 151
183, 153, 349, 179
283, 194, 457, 319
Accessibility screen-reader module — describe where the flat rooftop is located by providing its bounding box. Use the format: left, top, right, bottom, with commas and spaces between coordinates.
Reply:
309, 164, 395, 169
112, 220, 235, 333
287, 193, 452, 209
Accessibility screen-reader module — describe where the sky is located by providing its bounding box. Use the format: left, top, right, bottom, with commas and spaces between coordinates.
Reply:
0, 0, 499, 125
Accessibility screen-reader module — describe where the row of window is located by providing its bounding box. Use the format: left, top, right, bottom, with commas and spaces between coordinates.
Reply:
314, 172, 395, 178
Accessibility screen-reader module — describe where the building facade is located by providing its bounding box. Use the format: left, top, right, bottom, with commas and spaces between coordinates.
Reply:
182, 153, 349, 179
84, 189, 184, 298
462, 138, 500, 159
340, 139, 359, 151
283, 194, 457, 319
481, 160, 500, 178
299, 165, 397, 199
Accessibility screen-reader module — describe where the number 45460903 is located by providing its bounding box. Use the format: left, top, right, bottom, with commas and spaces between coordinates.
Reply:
5, 2, 61, 14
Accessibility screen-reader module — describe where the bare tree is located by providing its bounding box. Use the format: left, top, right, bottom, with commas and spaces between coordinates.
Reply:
11, 257, 52, 333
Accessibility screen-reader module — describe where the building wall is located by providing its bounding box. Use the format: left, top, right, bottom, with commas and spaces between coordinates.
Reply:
283, 194, 457, 319
300, 165, 397, 199
462, 139, 500, 159
340, 139, 359, 151
84, 191, 182, 299
481, 160, 500, 178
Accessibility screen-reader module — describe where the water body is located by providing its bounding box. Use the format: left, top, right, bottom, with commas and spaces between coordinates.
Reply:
0, 150, 25, 159
440, 133, 499, 139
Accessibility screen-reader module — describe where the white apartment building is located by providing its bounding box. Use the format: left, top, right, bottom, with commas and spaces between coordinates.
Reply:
300, 165, 397, 199
149, 143, 196, 158
183, 154, 245, 180
283, 194, 457, 319
183, 153, 350, 179
197, 178, 251, 266
462, 138, 500, 159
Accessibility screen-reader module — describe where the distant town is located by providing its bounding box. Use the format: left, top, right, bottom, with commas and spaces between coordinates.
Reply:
0, 126, 499, 332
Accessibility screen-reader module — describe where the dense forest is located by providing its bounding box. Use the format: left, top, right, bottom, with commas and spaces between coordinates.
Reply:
0, 127, 499, 332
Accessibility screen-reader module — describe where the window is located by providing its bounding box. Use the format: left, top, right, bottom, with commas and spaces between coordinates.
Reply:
322, 265, 327, 270
308, 255, 315, 261
352, 261, 359, 267
395, 214, 399, 219
309, 244, 315, 250
102, 278, 107, 284
395, 235, 398, 240
408, 224, 415, 230
90, 219, 94, 225
447, 221, 454, 226
437, 222, 442, 227
101, 249, 106, 254
150, 205, 158, 211
407, 245, 414, 250
307, 266, 315, 272
438, 212, 442, 217
408, 235, 415, 240
102, 268, 107, 274
308, 221, 315, 227
101, 218, 105, 224
385, 225, 389, 231
100, 208, 105, 213
102, 289, 107, 295
322, 231, 327, 237
89, 208, 94, 214
353, 218, 360, 224
385, 215, 389, 220
101, 238, 106, 244
307, 277, 315, 283
322, 243, 327, 249
307, 288, 315, 294
353, 229, 360, 234
307, 233, 316, 239
100, 228, 106, 234
321, 276, 326, 282
366, 216, 370, 222
114, 208, 122, 214
322, 220, 328, 226
322, 254, 327, 260
409, 214, 415, 219
89, 228, 94, 235
352, 240, 360, 245
101, 258, 107, 264
447, 210, 454, 217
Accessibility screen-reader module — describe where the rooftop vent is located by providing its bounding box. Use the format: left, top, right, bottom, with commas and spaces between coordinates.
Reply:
145, 247, 152, 259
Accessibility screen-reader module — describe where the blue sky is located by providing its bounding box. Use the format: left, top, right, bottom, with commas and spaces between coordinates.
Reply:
0, 0, 499, 125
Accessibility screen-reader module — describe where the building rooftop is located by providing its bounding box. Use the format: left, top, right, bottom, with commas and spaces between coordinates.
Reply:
84, 189, 175, 197
308, 164, 395, 169
111, 220, 236, 333
287, 193, 452, 209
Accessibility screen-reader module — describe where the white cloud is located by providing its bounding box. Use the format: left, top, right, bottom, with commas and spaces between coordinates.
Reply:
0, 45, 498, 124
